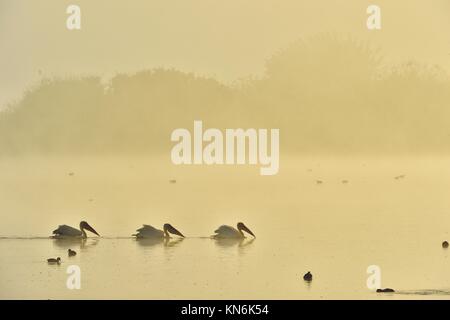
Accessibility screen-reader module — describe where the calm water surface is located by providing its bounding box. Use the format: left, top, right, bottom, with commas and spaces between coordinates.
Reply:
1, 156, 450, 299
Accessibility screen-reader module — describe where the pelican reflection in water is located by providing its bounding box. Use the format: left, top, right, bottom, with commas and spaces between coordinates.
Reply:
135, 237, 185, 248
52, 238, 99, 251
51, 221, 100, 239
132, 224, 185, 239
214, 237, 255, 249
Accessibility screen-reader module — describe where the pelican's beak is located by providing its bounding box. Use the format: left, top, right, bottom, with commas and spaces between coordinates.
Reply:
241, 225, 256, 238
85, 223, 100, 236
166, 224, 185, 238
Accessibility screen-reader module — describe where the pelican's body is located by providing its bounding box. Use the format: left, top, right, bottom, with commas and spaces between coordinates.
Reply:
52, 221, 99, 239
214, 225, 244, 238
133, 224, 184, 239
212, 222, 255, 239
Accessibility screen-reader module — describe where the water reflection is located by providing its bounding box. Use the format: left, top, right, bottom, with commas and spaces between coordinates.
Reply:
304, 280, 312, 290
134, 237, 185, 248
214, 238, 255, 251
163, 238, 184, 248
395, 289, 450, 296
52, 238, 99, 250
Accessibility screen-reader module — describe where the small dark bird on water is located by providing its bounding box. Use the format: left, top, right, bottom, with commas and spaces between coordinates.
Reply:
303, 272, 313, 282
316, 180, 323, 185
394, 175, 405, 180
442, 241, 449, 248
169, 179, 177, 184
68, 249, 77, 257
47, 257, 61, 265
376, 288, 395, 293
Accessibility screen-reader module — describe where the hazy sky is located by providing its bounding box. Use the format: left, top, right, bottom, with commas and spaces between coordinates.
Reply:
1, 0, 449, 108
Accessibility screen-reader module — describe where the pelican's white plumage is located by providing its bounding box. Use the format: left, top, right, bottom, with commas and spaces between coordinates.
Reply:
133, 224, 184, 239
214, 225, 242, 238
54, 225, 83, 237
213, 222, 255, 239
52, 221, 99, 238
134, 225, 165, 238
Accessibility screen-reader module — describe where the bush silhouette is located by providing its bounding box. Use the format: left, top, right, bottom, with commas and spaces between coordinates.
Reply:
1, 35, 449, 155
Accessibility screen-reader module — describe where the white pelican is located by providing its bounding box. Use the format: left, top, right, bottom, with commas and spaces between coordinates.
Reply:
132, 223, 185, 239
212, 222, 255, 239
52, 221, 100, 238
